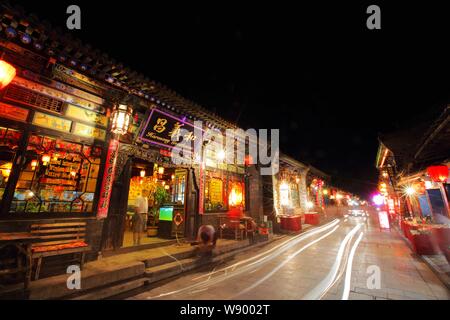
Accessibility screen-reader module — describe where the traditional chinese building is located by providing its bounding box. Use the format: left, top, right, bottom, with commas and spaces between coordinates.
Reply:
0, 2, 265, 278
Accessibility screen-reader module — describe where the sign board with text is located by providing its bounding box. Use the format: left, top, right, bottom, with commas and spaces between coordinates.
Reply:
139, 108, 202, 150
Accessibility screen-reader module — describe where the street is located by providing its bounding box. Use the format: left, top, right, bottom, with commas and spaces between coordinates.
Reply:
127, 209, 450, 300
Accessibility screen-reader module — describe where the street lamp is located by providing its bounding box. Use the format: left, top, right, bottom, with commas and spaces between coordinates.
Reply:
404, 185, 416, 196
111, 104, 133, 135
0, 60, 16, 89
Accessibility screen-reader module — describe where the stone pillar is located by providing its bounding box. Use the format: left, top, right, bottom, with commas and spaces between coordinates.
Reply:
299, 170, 308, 213
248, 165, 264, 222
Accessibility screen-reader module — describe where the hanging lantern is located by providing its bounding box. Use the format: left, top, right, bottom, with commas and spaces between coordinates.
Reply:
244, 154, 253, 166
140, 170, 146, 177
158, 166, 165, 175
427, 165, 448, 183
41, 154, 50, 165
31, 159, 38, 170
0, 60, 16, 89
111, 104, 133, 135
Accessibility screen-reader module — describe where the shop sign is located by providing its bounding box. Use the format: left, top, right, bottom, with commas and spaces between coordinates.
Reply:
72, 122, 106, 140
209, 178, 223, 205
140, 108, 202, 150
97, 139, 119, 218
0, 102, 29, 122
378, 210, 390, 229
160, 149, 172, 157
199, 165, 204, 214
66, 104, 108, 127
12, 76, 104, 113
174, 212, 184, 226
387, 198, 396, 215
32, 112, 72, 132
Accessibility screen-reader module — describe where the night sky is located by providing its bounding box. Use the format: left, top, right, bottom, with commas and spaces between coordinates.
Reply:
11, 1, 450, 199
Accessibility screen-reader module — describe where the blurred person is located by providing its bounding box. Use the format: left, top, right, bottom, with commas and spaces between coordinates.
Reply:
196, 224, 218, 256
133, 189, 149, 245
246, 218, 258, 244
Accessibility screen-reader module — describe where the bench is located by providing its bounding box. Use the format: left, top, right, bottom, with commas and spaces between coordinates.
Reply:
30, 222, 91, 280
218, 215, 246, 240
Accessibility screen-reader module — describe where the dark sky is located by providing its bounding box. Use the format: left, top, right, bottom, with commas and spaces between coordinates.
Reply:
11, 1, 450, 199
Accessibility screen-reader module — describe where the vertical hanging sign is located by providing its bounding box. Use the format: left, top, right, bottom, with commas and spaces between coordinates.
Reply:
378, 210, 390, 230
97, 138, 119, 218
198, 164, 204, 215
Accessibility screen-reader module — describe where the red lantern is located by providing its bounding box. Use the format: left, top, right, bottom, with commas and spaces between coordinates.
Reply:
0, 60, 16, 89
244, 154, 253, 166
427, 165, 448, 183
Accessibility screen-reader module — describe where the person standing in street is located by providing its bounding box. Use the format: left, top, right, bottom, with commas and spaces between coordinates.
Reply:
133, 189, 149, 245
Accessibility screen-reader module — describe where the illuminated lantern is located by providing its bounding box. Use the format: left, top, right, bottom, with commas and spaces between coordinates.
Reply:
111, 104, 133, 135
164, 185, 170, 190
158, 166, 165, 175
295, 177, 300, 184
427, 165, 448, 183
171, 174, 175, 180
31, 159, 38, 169
41, 154, 51, 166
323, 189, 329, 195
216, 149, 225, 161
0, 60, 16, 89
244, 154, 253, 166
140, 170, 146, 177
229, 183, 243, 207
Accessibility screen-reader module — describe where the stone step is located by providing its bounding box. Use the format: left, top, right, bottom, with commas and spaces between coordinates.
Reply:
28, 261, 145, 300
71, 278, 149, 300
71, 257, 201, 300
142, 248, 196, 268
145, 257, 200, 283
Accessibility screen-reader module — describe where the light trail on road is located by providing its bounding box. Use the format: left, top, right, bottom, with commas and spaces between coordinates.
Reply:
231, 224, 341, 298
302, 223, 362, 300
342, 231, 364, 300
144, 219, 342, 300
190, 218, 341, 282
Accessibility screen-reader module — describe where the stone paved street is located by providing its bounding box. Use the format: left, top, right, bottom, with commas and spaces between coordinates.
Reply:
128, 209, 450, 300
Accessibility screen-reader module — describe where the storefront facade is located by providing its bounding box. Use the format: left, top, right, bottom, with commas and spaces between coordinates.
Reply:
0, 5, 265, 267
264, 154, 309, 232
0, 43, 109, 261
100, 104, 261, 251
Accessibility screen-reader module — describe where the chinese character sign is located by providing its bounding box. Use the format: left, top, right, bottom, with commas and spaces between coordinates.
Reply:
97, 138, 119, 218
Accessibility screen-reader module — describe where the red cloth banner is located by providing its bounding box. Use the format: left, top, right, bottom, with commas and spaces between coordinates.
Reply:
97, 138, 119, 218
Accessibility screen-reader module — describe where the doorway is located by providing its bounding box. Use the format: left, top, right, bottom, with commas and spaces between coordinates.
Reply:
122, 160, 189, 248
